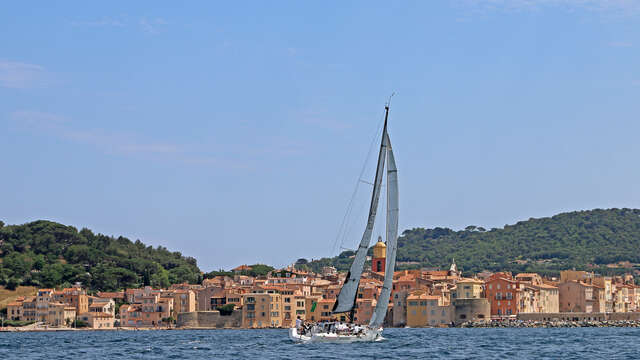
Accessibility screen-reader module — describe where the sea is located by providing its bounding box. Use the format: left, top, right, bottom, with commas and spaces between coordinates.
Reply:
1, 327, 639, 359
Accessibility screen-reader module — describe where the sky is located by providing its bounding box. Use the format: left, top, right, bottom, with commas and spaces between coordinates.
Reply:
1, 1, 640, 271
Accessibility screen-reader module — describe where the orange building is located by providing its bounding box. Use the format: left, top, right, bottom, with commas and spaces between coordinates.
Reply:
485, 273, 521, 317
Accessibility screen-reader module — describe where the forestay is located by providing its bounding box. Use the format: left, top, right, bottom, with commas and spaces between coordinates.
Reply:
332, 119, 388, 314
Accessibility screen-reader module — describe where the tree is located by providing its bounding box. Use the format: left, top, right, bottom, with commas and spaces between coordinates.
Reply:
6, 277, 19, 290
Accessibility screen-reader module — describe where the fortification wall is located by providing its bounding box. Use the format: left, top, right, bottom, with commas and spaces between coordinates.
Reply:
177, 310, 242, 328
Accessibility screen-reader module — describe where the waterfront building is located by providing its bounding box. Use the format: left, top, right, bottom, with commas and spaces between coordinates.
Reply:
61, 286, 89, 315
47, 303, 76, 327
21, 296, 37, 322
36, 289, 54, 322
485, 273, 521, 317
558, 281, 596, 313
196, 286, 224, 311
241, 291, 284, 328
171, 290, 196, 314
88, 299, 116, 316
453, 278, 484, 300
6, 297, 24, 321
78, 312, 114, 329
532, 283, 560, 313
391, 290, 409, 327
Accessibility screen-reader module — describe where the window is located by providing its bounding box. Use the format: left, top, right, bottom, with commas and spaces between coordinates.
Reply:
506, 293, 513, 300
285, 298, 291, 303
496, 293, 502, 300
261, 312, 266, 317
507, 309, 512, 315
497, 309, 502, 315
497, 284, 501, 290
489, 284, 492, 290
409, 301, 418, 306
430, 310, 435, 315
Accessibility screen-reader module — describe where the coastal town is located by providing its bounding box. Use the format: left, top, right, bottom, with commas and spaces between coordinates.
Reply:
3, 239, 640, 331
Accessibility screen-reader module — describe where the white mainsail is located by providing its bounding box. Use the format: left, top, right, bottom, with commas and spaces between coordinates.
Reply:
369, 132, 398, 328
332, 119, 388, 314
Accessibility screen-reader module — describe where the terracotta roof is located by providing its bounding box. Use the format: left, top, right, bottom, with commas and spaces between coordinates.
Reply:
233, 265, 253, 271
407, 293, 440, 300
458, 278, 484, 284
534, 283, 558, 289
97, 291, 125, 299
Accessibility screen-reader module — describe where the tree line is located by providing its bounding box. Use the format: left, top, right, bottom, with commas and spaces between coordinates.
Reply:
0, 220, 202, 291
300, 208, 640, 277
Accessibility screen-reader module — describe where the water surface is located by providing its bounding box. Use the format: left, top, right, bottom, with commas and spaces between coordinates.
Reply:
1, 327, 638, 359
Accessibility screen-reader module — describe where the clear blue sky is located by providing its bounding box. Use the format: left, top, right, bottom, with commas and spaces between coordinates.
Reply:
2, 1, 639, 271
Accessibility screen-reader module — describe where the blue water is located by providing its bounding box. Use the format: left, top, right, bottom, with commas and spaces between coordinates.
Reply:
1, 328, 639, 359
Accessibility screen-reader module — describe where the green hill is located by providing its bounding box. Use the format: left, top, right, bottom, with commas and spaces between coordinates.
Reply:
0, 220, 202, 291
302, 208, 640, 276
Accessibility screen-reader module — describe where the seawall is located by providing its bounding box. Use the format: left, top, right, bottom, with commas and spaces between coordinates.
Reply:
177, 310, 242, 329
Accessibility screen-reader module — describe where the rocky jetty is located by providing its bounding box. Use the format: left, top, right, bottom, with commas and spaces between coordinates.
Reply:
461, 319, 640, 328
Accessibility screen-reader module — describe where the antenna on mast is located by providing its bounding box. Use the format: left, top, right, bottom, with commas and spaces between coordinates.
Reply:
386, 92, 396, 109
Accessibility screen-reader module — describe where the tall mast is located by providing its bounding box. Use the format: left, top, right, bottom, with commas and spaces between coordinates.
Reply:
332, 104, 389, 315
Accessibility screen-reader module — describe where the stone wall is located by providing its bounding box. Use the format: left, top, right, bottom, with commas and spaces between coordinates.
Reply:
177, 310, 242, 329
518, 312, 640, 322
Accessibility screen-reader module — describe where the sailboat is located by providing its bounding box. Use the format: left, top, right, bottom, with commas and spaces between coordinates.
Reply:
289, 103, 399, 343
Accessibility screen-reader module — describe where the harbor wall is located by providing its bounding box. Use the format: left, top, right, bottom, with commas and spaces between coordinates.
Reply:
517, 312, 640, 322
177, 310, 242, 328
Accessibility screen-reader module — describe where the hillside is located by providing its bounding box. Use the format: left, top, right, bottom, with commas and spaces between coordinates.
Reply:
302, 208, 640, 276
0, 220, 202, 292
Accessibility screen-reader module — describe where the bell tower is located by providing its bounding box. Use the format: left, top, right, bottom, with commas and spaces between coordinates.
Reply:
371, 236, 386, 273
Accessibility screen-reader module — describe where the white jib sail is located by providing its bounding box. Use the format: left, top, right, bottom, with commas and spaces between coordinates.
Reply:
369, 131, 398, 328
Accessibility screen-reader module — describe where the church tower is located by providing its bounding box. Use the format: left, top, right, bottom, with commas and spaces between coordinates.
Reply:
372, 236, 386, 273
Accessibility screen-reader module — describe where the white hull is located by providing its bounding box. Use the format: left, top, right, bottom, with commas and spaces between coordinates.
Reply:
288, 327, 384, 343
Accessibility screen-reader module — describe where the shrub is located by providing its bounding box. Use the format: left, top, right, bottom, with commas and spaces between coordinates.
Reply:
216, 304, 235, 316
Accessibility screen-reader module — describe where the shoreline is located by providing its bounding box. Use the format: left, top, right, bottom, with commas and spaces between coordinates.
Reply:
5, 321, 640, 332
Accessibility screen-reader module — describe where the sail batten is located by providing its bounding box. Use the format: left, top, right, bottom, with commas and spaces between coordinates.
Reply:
332, 113, 389, 314
369, 132, 398, 327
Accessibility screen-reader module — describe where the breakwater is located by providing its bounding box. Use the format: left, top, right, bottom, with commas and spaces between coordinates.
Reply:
461, 319, 640, 328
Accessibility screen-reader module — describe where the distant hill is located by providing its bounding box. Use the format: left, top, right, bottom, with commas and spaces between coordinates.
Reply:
302, 208, 640, 276
0, 220, 202, 292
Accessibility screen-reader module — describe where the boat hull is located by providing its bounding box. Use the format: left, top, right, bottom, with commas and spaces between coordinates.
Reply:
288, 327, 383, 343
